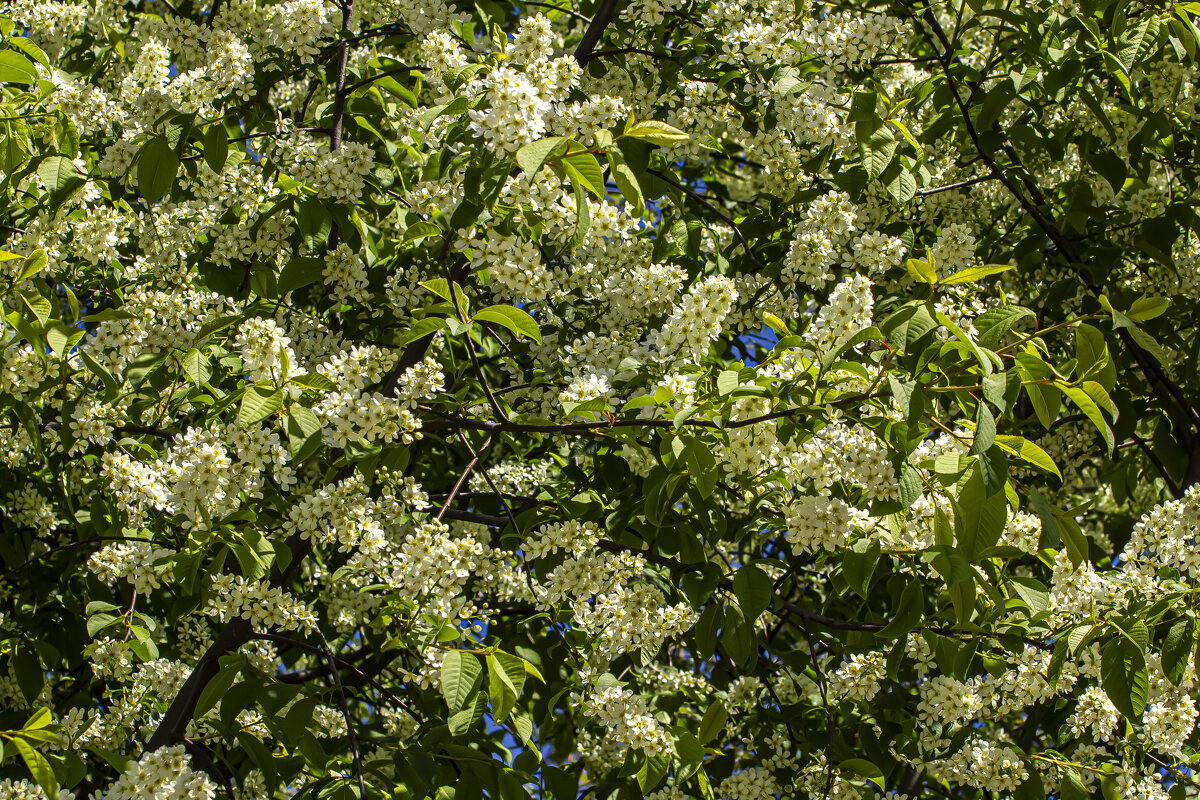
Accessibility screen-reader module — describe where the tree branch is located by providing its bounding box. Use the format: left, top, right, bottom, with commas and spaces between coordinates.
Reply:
574, 0, 621, 66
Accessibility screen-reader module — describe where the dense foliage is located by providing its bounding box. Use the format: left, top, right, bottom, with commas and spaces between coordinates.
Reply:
2, 0, 1200, 797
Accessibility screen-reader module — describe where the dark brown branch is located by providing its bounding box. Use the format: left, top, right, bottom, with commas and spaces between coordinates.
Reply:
436, 433, 494, 521
574, 0, 620, 65
143, 618, 253, 752
1132, 432, 1182, 499
917, 174, 996, 196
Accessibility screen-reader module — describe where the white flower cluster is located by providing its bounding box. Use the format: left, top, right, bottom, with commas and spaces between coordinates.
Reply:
716, 768, 781, 800
469, 232, 552, 303
235, 317, 296, 383
525, 520, 601, 559
85, 287, 230, 375
929, 223, 977, 274
315, 344, 396, 390
285, 475, 386, 556
917, 674, 984, 726
207, 574, 318, 632
89, 638, 136, 681
784, 190, 860, 285
579, 684, 671, 757
0, 344, 60, 399
277, 136, 374, 202
803, 12, 898, 68
0, 780, 71, 800
267, 0, 334, 57
1121, 483, 1200, 581
784, 419, 894, 499
385, 520, 491, 617
6, 486, 57, 536
69, 399, 119, 454
99, 425, 293, 530
466, 20, 580, 156
1066, 685, 1119, 742
806, 274, 875, 354
470, 459, 554, 495
309, 349, 438, 447
827, 651, 886, 703
929, 737, 1028, 795
395, 356, 446, 408
785, 495, 872, 554
87, 541, 171, 592
647, 275, 739, 364
574, 583, 696, 662
102, 745, 216, 800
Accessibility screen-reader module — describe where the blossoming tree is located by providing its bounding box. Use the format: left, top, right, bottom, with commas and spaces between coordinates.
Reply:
2, 0, 1200, 796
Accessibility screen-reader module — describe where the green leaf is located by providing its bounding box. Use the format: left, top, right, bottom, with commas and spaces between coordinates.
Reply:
842, 537, 881, 597
571, 179, 590, 250
607, 149, 643, 214
440, 650, 483, 712
848, 90, 878, 121
238, 385, 283, 428
732, 563, 773, 624
13, 648, 42, 704
698, 700, 727, 744
969, 401, 996, 455
204, 125, 229, 173
840, 759, 885, 790
1162, 618, 1195, 686
939, 263, 1014, 285
396, 316, 447, 348
20, 291, 51, 327
38, 155, 79, 197
487, 655, 519, 723
23, 707, 53, 730
277, 256, 327, 297
685, 438, 718, 498
45, 322, 69, 356
906, 258, 937, 284
637, 752, 670, 793
1059, 382, 1115, 452
515, 136, 568, 176
1074, 323, 1114, 387
296, 199, 332, 252
993, 435, 1061, 481
624, 120, 690, 144
286, 406, 323, 463
0, 50, 38, 84
195, 656, 244, 720
674, 730, 704, 782
861, 123, 896, 178
137, 136, 180, 204
1060, 768, 1090, 800
880, 577, 924, 638
473, 305, 542, 344
13, 736, 57, 799
1127, 295, 1170, 322
1101, 636, 1148, 720
1009, 576, 1049, 615
561, 149, 606, 198
17, 249, 46, 283
936, 311, 997, 376
885, 166, 917, 204
954, 469, 1007, 561
486, 651, 525, 723
881, 303, 937, 351
404, 220, 443, 243
181, 348, 211, 387
717, 369, 740, 396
